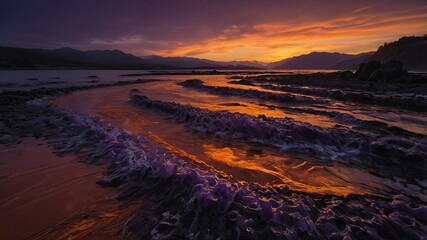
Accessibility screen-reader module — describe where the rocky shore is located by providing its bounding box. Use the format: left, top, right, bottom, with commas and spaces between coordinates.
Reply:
0, 70, 426, 239
228, 61, 427, 112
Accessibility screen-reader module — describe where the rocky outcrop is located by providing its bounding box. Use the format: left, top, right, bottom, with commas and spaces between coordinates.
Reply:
355, 61, 381, 80
356, 60, 408, 82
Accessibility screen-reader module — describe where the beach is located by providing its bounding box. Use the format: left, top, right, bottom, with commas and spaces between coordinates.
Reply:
0, 70, 426, 239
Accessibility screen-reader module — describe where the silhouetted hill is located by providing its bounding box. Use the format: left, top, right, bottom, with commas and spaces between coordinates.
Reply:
268, 52, 364, 69
0, 46, 263, 69
42, 47, 148, 65
140, 55, 224, 68
0, 47, 79, 68
331, 52, 374, 70
0, 46, 165, 69
226, 61, 266, 69
2, 35, 426, 70
140, 55, 264, 69
369, 35, 427, 70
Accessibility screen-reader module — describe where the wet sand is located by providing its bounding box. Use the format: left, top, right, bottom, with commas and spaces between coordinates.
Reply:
0, 138, 136, 239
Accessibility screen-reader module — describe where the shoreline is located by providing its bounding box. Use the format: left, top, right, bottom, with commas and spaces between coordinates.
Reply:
0, 71, 426, 239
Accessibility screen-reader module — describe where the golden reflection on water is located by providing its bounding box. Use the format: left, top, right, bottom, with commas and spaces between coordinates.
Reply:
201, 143, 383, 197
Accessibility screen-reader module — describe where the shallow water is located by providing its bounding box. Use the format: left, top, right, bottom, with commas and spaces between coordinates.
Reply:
2, 70, 426, 239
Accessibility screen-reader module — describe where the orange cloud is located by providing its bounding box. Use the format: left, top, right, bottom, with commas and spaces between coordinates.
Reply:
152, 5, 427, 62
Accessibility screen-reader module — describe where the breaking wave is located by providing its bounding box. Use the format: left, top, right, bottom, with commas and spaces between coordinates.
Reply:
130, 90, 427, 177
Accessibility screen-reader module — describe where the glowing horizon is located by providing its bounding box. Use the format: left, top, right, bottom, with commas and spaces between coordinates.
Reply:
149, 5, 427, 62
1, 0, 426, 62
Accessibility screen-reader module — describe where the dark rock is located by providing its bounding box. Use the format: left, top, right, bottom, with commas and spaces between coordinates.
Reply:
86, 75, 99, 78
129, 88, 141, 96
219, 102, 247, 107
356, 61, 381, 80
356, 60, 409, 82
228, 79, 255, 86
369, 60, 407, 82
340, 70, 354, 80
120, 73, 145, 77
354, 63, 365, 77
228, 75, 244, 79
178, 79, 204, 88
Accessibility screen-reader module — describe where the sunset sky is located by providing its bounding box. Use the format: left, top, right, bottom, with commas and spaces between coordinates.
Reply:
1, 0, 426, 62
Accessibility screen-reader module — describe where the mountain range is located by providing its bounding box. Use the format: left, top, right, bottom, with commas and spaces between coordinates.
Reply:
267, 52, 374, 69
1, 35, 425, 70
139, 55, 264, 69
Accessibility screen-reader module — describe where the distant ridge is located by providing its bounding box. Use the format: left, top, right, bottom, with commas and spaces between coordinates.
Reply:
264, 34, 427, 70
268, 52, 373, 70
0, 46, 264, 70
41, 47, 148, 66
331, 52, 374, 70
139, 55, 222, 68
0, 46, 162, 69
139, 55, 265, 69
0, 34, 426, 70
